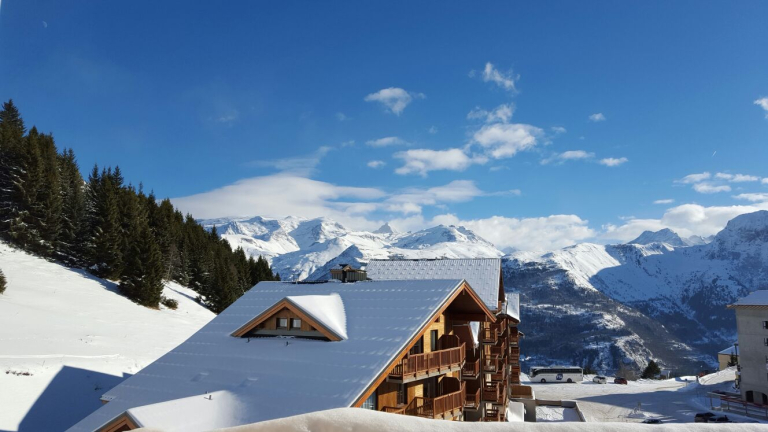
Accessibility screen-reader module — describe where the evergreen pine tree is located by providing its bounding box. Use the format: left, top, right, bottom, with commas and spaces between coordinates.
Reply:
119, 190, 164, 307
34, 133, 62, 256
85, 169, 123, 279
56, 149, 85, 264
641, 360, 661, 379
0, 100, 26, 242
0, 268, 6, 294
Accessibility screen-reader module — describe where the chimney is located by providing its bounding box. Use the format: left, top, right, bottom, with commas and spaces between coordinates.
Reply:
330, 264, 367, 283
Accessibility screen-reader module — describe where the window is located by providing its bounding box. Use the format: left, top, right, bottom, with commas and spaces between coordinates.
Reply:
277, 318, 288, 329
430, 330, 438, 352
291, 318, 302, 329
764, 337, 768, 347
409, 336, 424, 355
763, 321, 768, 329
361, 392, 377, 410
397, 384, 406, 405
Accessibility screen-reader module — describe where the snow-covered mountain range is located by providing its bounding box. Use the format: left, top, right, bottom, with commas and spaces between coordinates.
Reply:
203, 211, 768, 373
200, 216, 502, 281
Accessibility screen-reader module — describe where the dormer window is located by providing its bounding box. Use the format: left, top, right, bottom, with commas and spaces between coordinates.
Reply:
277, 318, 288, 329
232, 293, 347, 341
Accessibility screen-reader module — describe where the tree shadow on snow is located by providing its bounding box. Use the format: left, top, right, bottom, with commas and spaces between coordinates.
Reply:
16, 366, 131, 432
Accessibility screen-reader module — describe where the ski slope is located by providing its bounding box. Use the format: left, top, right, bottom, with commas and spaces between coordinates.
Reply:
0, 242, 215, 432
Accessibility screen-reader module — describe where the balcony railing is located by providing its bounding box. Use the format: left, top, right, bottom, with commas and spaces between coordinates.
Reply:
483, 407, 504, 422
510, 384, 534, 400
462, 358, 480, 379
483, 356, 501, 373
489, 340, 507, 357
489, 366, 507, 382
389, 344, 466, 381
509, 346, 520, 357
480, 326, 498, 344
383, 383, 466, 419
483, 382, 500, 403
465, 387, 481, 410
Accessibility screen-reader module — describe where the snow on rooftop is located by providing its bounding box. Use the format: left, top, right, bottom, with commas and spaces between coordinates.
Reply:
126, 390, 249, 431
365, 258, 502, 311
285, 293, 347, 340
504, 292, 520, 322
731, 290, 768, 306
68, 279, 466, 431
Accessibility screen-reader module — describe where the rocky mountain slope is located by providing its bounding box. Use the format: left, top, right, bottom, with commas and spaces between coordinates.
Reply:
204, 211, 768, 374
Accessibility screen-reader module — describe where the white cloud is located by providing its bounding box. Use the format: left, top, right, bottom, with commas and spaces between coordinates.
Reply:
431, 214, 595, 252
171, 173, 386, 230
693, 182, 731, 194
394, 148, 480, 177
467, 103, 515, 123
677, 172, 711, 184
598, 157, 628, 167
335, 112, 347, 121
763, 178, 768, 184
428, 126, 438, 134
366, 136, 407, 147
248, 146, 334, 176
367, 160, 385, 169
755, 97, 768, 118
589, 113, 606, 122
654, 199, 675, 204
541, 150, 594, 165
479, 62, 518, 93
603, 201, 768, 242
472, 123, 544, 159
214, 109, 239, 125
733, 193, 768, 202
364, 87, 424, 116
715, 172, 759, 182
551, 126, 567, 134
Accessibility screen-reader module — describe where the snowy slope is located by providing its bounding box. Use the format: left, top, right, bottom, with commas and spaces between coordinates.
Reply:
0, 242, 214, 432
202, 216, 503, 281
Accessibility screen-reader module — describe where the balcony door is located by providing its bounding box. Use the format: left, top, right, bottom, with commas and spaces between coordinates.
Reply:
409, 336, 424, 355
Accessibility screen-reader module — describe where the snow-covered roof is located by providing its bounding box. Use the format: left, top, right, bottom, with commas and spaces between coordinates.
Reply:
719, 345, 738, 356
365, 258, 503, 311
68, 279, 469, 432
285, 293, 347, 340
730, 290, 768, 307
503, 292, 520, 322
125, 390, 250, 431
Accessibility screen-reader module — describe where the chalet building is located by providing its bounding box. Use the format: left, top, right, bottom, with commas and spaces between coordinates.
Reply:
728, 291, 768, 404
366, 258, 525, 422
69, 265, 527, 432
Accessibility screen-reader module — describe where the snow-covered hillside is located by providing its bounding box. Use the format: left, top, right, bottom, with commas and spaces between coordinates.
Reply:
202, 216, 503, 281
505, 211, 768, 373
0, 242, 214, 432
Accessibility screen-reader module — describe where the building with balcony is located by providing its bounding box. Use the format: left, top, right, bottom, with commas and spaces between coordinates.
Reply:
728, 291, 768, 405
366, 258, 525, 422
70, 276, 500, 431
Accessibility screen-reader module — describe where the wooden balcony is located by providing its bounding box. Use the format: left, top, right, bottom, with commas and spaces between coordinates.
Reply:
483, 356, 501, 373
510, 365, 521, 376
383, 382, 466, 420
388, 344, 465, 383
483, 382, 500, 403
489, 366, 507, 382
461, 358, 480, 380
480, 326, 498, 344
464, 387, 481, 410
509, 346, 520, 357
483, 407, 505, 422
510, 384, 534, 400
489, 340, 507, 357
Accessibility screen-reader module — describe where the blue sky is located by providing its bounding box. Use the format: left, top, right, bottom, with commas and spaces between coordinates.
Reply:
1, 1, 767, 250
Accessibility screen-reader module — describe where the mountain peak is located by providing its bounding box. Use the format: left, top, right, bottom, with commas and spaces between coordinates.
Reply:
629, 228, 687, 247
374, 222, 395, 235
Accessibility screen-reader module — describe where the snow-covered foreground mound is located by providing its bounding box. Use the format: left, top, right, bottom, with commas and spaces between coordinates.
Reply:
0, 242, 215, 431
220, 407, 752, 431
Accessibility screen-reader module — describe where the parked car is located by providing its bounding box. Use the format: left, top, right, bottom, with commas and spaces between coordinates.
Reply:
709, 415, 731, 423
642, 419, 663, 424
593, 376, 607, 384
694, 412, 715, 423
614, 377, 628, 385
